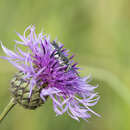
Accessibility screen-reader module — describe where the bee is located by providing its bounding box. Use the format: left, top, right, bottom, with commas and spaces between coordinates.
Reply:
51, 41, 79, 75
51, 41, 69, 64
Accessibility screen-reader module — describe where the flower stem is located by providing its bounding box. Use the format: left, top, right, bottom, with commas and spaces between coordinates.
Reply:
81, 65, 130, 106
0, 98, 16, 123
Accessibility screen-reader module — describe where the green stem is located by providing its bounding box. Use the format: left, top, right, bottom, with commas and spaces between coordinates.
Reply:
81, 66, 130, 106
0, 98, 16, 123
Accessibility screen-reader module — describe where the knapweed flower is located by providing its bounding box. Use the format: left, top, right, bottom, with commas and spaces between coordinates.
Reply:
1, 25, 100, 121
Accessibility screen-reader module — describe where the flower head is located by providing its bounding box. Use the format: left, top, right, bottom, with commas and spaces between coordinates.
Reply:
1, 25, 100, 121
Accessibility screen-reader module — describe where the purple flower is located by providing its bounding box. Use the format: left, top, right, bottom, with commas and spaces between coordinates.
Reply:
1, 25, 100, 121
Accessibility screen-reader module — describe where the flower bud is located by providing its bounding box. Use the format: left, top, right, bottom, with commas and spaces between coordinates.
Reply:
10, 71, 47, 110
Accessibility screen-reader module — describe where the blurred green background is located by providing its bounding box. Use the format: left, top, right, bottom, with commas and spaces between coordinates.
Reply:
0, 0, 130, 130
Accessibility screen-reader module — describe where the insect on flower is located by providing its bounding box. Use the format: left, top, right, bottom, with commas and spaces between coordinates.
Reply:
0, 25, 100, 122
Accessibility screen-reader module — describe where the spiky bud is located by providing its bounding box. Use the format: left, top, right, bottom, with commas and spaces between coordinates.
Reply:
10, 71, 47, 110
